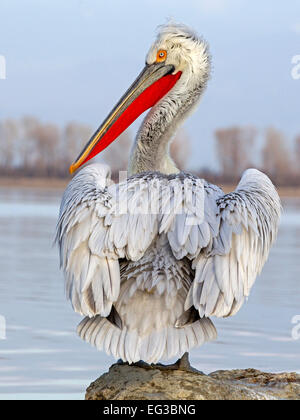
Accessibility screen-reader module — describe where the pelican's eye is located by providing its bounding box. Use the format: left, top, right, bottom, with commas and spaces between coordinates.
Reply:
156, 49, 167, 62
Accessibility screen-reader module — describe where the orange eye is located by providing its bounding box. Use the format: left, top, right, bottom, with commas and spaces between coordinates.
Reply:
156, 49, 167, 62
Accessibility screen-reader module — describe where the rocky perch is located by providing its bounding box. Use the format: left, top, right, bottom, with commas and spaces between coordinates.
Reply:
85, 363, 300, 400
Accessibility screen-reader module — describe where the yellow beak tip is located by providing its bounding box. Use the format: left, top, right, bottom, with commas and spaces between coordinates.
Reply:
69, 164, 76, 175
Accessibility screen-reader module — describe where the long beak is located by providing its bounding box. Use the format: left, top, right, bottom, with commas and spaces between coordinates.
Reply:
69, 62, 182, 174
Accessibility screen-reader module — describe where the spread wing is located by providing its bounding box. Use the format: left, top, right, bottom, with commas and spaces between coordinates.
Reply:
184, 169, 281, 318
56, 163, 281, 322
55, 164, 120, 317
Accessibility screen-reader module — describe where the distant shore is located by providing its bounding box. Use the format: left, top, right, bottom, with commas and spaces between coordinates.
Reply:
0, 176, 68, 190
0, 176, 300, 198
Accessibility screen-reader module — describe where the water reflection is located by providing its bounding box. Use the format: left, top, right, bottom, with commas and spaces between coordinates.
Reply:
0, 187, 299, 399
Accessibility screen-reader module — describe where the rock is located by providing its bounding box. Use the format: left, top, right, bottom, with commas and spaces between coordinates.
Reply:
85, 364, 300, 400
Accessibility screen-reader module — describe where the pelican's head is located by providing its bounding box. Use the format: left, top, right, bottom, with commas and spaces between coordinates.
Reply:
146, 23, 210, 92
69, 22, 210, 174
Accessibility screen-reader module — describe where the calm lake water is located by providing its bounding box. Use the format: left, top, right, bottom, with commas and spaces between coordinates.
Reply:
0, 186, 299, 400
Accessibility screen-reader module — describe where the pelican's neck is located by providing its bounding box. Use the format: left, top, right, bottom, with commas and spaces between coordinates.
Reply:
128, 84, 203, 176
129, 141, 178, 175
128, 102, 180, 175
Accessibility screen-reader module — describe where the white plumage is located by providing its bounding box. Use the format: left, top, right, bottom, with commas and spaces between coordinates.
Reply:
56, 165, 280, 363
56, 23, 281, 364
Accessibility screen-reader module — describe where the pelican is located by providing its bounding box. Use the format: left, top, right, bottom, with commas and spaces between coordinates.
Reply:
56, 23, 281, 370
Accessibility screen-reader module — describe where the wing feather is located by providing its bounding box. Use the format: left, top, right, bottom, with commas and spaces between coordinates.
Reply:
57, 164, 280, 325
56, 164, 120, 317
185, 169, 281, 318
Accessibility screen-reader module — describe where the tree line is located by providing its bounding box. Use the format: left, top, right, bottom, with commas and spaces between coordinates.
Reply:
213, 126, 300, 186
0, 117, 299, 186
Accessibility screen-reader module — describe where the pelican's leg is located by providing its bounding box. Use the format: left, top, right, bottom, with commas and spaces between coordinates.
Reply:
152, 352, 203, 374
116, 359, 127, 366
116, 353, 203, 373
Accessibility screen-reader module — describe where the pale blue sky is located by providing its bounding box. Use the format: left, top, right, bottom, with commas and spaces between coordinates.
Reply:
0, 0, 299, 169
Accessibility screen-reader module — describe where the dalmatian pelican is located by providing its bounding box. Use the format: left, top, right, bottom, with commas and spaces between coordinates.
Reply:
56, 23, 281, 370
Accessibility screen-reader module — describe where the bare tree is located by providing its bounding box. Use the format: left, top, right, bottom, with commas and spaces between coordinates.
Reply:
215, 126, 256, 180
295, 135, 300, 176
262, 127, 291, 183
0, 119, 19, 173
170, 128, 191, 170
19, 116, 40, 173
103, 129, 132, 175
0, 116, 298, 186
61, 122, 93, 173
33, 124, 60, 176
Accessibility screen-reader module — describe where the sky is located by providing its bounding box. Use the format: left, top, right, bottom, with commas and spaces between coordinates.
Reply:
0, 0, 299, 170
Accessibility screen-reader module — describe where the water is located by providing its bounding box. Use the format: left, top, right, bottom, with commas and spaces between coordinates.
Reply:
0, 186, 299, 400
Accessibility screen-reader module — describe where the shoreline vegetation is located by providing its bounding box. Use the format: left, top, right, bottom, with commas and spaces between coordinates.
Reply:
1, 118, 300, 191
1, 176, 300, 198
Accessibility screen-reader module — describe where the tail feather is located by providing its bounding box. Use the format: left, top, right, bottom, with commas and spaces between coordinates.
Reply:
77, 315, 217, 364
77, 236, 218, 364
